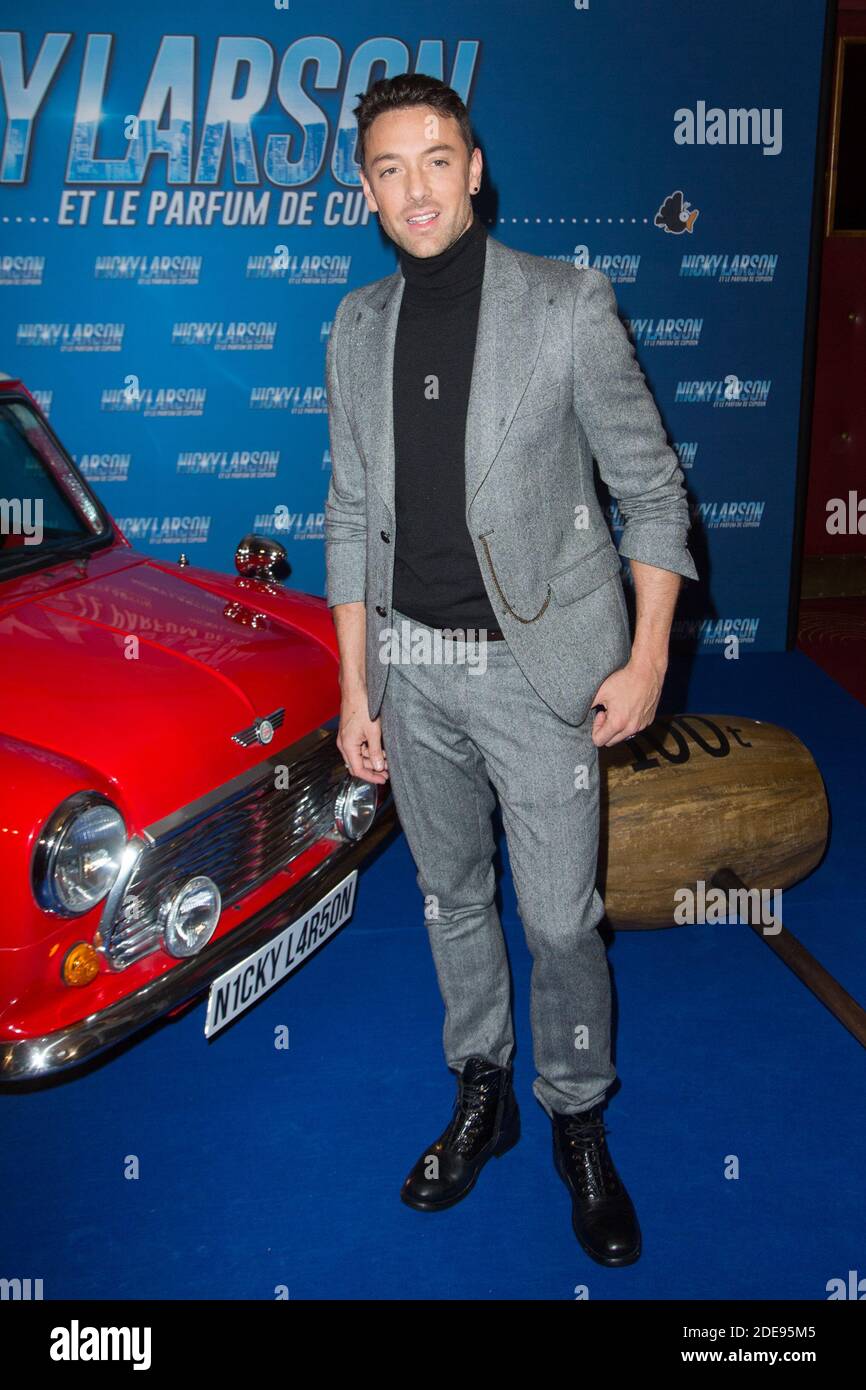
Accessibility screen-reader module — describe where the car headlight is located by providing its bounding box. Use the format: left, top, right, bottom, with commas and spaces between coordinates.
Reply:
32, 792, 128, 916
159, 876, 221, 958
334, 777, 378, 841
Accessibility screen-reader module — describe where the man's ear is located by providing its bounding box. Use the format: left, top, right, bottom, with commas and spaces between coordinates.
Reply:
359, 170, 378, 214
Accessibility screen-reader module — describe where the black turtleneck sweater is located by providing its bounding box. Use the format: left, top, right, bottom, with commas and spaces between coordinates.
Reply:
391, 212, 499, 631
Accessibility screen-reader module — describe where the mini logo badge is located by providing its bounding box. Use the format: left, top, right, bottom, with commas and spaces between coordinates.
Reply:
231, 708, 285, 748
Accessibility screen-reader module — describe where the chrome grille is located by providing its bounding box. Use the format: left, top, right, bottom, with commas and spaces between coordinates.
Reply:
99, 723, 350, 969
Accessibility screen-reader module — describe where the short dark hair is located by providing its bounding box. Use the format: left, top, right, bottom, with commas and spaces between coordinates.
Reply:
352, 73, 475, 173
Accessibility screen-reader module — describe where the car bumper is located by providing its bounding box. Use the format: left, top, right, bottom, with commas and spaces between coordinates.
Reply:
0, 798, 397, 1083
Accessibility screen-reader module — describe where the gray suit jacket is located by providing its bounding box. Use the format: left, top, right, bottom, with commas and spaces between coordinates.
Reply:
324, 232, 698, 727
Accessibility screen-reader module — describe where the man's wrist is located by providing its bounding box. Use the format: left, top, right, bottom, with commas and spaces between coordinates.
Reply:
628, 644, 668, 676
339, 672, 368, 701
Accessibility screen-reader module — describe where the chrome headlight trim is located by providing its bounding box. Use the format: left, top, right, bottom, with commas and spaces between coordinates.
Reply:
334, 778, 378, 842
159, 875, 222, 959
31, 791, 128, 917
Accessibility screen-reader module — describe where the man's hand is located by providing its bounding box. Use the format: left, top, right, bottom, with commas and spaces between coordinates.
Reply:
589, 557, 681, 747
589, 651, 665, 748
330, 602, 388, 784
337, 689, 390, 785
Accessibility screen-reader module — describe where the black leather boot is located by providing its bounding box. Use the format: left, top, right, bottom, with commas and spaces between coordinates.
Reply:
401, 1056, 520, 1211
551, 1104, 641, 1265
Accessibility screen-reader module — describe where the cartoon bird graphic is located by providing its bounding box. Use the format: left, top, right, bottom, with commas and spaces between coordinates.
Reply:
654, 190, 700, 234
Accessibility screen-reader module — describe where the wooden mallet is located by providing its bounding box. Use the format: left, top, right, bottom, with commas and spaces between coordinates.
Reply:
597, 713, 866, 1049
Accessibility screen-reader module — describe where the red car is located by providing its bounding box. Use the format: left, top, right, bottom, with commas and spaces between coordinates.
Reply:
0, 375, 396, 1082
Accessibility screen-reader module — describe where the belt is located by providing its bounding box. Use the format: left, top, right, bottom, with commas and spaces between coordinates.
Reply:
393, 608, 506, 641
432, 624, 506, 641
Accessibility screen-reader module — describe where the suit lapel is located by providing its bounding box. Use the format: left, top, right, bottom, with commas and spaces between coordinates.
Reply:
347, 232, 549, 521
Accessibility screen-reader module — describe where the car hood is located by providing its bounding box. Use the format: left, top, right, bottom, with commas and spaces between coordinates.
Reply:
0, 555, 340, 828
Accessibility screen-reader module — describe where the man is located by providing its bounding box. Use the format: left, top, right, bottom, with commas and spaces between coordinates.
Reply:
324, 74, 698, 1266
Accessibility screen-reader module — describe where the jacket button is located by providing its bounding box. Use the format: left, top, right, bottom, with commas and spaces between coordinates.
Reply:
375, 604, 386, 617
380, 530, 390, 543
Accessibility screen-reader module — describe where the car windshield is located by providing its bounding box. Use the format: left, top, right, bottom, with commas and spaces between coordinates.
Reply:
0, 395, 112, 577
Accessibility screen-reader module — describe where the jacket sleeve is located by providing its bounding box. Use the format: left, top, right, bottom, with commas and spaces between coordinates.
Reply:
324, 294, 367, 607
570, 267, 698, 582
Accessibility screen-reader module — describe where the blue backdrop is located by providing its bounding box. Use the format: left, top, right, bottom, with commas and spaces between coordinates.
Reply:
0, 0, 828, 653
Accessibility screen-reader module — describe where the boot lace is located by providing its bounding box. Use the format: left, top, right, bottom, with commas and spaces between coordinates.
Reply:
563, 1112, 621, 1200
444, 1075, 500, 1154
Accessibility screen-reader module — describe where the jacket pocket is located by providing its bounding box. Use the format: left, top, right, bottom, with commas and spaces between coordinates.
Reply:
547, 540, 622, 606
510, 381, 564, 427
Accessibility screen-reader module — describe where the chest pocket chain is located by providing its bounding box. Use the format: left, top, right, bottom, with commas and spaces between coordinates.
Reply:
478, 531, 551, 624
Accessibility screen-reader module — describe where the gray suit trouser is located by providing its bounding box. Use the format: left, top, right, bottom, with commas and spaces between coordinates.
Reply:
378, 607, 617, 1117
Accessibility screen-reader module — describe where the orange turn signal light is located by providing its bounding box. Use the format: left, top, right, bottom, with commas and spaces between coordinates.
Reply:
61, 942, 101, 988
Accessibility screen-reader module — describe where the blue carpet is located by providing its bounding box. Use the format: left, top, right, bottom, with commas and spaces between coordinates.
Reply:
2, 651, 864, 1300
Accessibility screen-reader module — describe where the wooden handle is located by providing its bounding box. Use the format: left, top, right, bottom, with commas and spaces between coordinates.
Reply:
711, 866, 866, 1049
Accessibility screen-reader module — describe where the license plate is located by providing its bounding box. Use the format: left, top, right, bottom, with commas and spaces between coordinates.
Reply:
204, 870, 358, 1038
